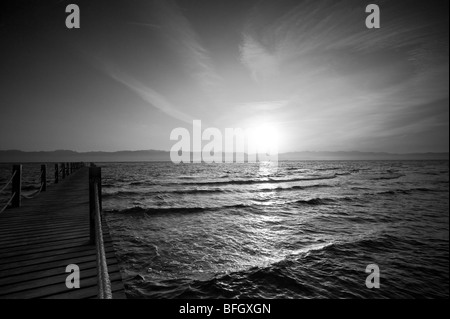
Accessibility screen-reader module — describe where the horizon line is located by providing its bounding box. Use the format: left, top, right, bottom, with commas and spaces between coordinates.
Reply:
1, 149, 449, 155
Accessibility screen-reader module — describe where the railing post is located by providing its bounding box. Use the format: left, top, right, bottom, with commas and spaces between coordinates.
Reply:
62, 163, 65, 179
12, 165, 21, 207
41, 164, 47, 192
55, 163, 59, 184
89, 166, 101, 245
66, 163, 70, 176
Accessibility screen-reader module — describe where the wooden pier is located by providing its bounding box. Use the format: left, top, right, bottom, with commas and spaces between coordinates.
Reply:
0, 165, 126, 299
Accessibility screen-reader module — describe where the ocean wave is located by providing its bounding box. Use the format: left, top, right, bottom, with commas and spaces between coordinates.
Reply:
103, 190, 144, 198
129, 181, 158, 186
370, 174, 405, 180
105, 196, 346, 216
105, 203, 254, 216
104, 188, 229, 197
174, 183, 333, 195
285, 168, 307, 173
289, 242, 335, 256
333, 235, 402, 253
178, 176, 197, 179
170, 188, 229, 194
291, 198, 336, 206
256, 184, 333, 193
123, 231, 446, 299
335, 172, 351, 176
102, 183, 335, 198
105, 194, 349, 212
103, 161, 449, 299
102, 183, 116, 188
133, 241, 340, 298
177, 175, 337, 186
351, 186, 370, 190
378, 187, 445, 196
290, 196, 357, 207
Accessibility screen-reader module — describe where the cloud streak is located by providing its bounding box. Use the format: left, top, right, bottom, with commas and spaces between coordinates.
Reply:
105, 64, 194, 124
235, 0, 449, 152
154, 0, 224, 103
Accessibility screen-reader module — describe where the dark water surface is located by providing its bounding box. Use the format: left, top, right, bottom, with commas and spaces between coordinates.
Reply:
1, 161, 448, 298
101, 161, 449, 298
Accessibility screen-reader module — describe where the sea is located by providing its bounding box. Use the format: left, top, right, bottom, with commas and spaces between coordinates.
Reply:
0, 160, 448, 298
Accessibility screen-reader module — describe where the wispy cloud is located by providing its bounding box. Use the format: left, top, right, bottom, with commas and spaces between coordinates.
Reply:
235, 0, 449, 152
236, 100, 288, 111
154, 0, 223, 103
239, 34, 280, 83
105, 65, 194, 124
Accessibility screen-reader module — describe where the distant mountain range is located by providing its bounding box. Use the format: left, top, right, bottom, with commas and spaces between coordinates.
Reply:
0, 149, 448, 162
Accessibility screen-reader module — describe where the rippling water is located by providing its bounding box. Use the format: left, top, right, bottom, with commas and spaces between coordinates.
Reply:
98, 161, 449, 299
1, 161, 448, 298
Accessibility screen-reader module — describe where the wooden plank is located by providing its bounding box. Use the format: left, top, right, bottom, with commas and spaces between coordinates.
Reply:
2, 272, 124, 299
0, 246, 118, 278
0, 228, 90, 243
0, 232, 90, 249
0, 220, 88, 231
0, 242, 115, 265
0, 223, 89, 234
0, 259, 119, 287
46, 281, 127, 299
0, 237, 114, 259
0, 245, 117, 271
0, 264, 122, 296
0, 167, 126, 299
0, 237, 91, 252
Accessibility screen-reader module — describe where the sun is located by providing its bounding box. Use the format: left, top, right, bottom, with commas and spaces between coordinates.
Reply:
247, 123, 279, 154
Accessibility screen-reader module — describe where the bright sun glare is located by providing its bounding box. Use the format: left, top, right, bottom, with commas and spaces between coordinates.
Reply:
248, 124, 279, 154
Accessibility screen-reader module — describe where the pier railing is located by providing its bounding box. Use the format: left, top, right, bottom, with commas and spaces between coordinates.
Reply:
0, 162, 119, 299
0, 162, 85, 214
89, 164, 113, 299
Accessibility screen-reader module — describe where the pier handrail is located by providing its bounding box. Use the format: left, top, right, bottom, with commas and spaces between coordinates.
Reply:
89, 166, 113, 299
0, 162, 85, 212
21, 174, 45, 199
0, 171, 16, 195
21, 168, 45, 199
0, 193, 15, 214
0, 172, 17, 212
0, 162, 120, 298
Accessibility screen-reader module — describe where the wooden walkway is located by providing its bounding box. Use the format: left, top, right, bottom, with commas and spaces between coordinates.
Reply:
0, 167, 126, 299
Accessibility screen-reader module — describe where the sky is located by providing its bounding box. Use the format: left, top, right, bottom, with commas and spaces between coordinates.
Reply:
0, 0, 448, 153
